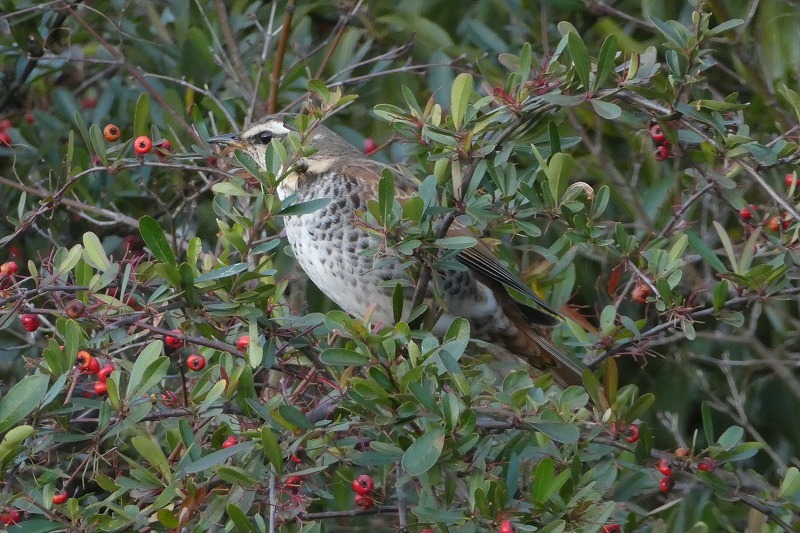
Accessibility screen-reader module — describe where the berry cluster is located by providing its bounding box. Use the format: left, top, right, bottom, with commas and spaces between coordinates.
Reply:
101, 123, 171, 158
738, 173, 797, 233
352, 474, 375, 509
649, 123, 670, 161
0, 260, 18, 289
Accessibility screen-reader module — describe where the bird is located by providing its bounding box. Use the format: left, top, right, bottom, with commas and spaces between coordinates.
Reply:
208, 115, 585, 385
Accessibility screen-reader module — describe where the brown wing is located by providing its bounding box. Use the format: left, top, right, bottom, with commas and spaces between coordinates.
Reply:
449, 224, 585, 385
450, 224, 560, 326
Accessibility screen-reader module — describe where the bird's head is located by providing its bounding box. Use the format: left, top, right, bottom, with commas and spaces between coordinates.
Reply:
208, 115, 362, 170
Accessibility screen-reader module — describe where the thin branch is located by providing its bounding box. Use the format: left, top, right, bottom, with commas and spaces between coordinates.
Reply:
267, 0, 296, 114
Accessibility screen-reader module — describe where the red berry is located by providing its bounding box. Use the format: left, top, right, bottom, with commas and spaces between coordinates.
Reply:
0, 131, 10, 147
623, 424, 640, 443
0, 119, 11, 130
499, 520, 515, 533
285, 475, 302, 492
21, 313, 40, 332
1, 261, 18, 275
186, 354, 206, 371
352, 474, 374, 495
657, 458, 672, 476
660, 474, 674, 493
0, 509, 21, 525
86, 357, 101, 375
222, 435, 238, 449
697, 457, 718, 471
649, 124, 665, 143
363, 138, 378, 155
786, 173, 797, 187
654, 144, 669, 161
354, 493, 374, 509
134, 135, 152, 155
165, 329, 184, 350
25, 113, 34, 124
52, 491, 68, 505
98, 364, 115, 382
739, 206, 754, 220
236, 335, 250, 350
601, 526, 621, 533
94, 381, 108, 396
76, 351, 93, 371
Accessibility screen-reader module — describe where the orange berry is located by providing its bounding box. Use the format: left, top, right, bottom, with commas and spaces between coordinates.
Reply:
767, 216, 781, 232
134, 135, 152, 155
76, 351, 93, 371
103, 124, 121, 142
632, 283, 651, 304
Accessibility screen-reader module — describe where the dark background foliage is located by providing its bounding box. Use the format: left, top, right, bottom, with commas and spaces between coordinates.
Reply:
1, 0, 799, 531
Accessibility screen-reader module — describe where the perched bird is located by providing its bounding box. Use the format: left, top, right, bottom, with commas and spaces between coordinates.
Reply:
209, 115, 584, 385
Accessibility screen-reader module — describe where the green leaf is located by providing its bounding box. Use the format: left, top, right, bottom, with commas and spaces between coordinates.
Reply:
277, 197, 331, 217
133, 93, 150, 138
450, 72, 472, 130
195, 263, 249, 283
378, 174, 394, 225
181, 440, 255, 474
81, 232, 111, 271
319, 348, 370, 366
566, 32, 590, 90
126, 340, 163, 400
226, 504, 256, 532
717, 425, 743, 450
402, 427, 445, 476
779, 467, 800, 498
529, 421, 579, 444
0, 374, 49, 434
274, 404, 314, 431
532, 457, 555, 504
590, 99, 622, 119
132, 435, 171, 479
260, 425, 283, 474
649, 16, 688, 48
594, 34, 618, 90
139, 216, 176, 265
88, 124, 107, 165
707, 18, 744, 37
687, 230, 727, 273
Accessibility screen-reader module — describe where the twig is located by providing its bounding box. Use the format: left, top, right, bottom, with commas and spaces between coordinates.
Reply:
267, 0, 297, 114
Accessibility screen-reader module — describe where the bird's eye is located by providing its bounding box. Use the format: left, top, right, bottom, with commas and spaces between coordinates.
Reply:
259, 131, 272, 145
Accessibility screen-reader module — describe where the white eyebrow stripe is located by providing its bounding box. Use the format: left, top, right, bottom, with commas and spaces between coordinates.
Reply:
240, 119, 290, 140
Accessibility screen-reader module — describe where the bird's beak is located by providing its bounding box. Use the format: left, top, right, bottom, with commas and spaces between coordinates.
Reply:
207, 132, 244, 149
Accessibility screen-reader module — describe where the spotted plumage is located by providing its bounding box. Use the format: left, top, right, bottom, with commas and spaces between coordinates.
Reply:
209, 115, 584, 385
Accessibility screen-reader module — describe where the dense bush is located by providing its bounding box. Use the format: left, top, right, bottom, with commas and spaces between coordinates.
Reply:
1, 1, 799, 531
